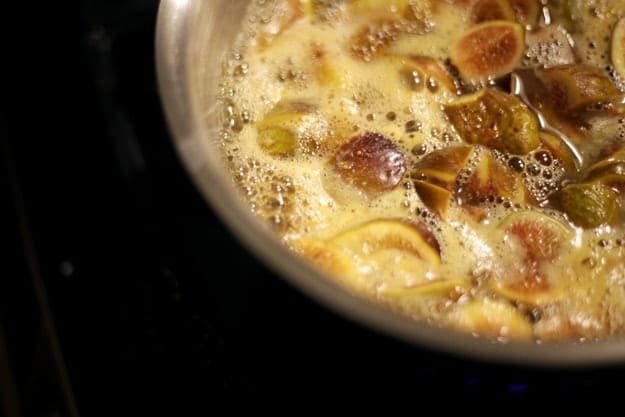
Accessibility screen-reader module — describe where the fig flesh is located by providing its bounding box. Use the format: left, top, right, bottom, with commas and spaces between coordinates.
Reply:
443, 88, 540, 155
450, 20, 525, 85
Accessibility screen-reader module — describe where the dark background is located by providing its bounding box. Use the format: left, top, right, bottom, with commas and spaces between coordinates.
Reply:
3, 1, 625, 415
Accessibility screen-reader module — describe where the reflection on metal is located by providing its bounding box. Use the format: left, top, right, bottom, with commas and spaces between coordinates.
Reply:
510, 72, 583, 171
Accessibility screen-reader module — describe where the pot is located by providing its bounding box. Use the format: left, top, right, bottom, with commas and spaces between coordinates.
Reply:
155, 0, 625, 366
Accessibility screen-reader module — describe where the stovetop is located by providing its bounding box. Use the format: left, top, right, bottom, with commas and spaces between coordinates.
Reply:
3, 1, 625, 415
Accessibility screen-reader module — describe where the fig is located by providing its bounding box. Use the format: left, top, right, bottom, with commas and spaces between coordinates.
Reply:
349, 18, 404, 62
551, 182, 618, 228
399, 55, 457, 93
258, 0, 306, 46
411, 145, 474, 189
500, 210, 573, 261
402, 0, 436, 34
382, 278, 468, 298
309, 44, 336, 87
612, 17, 625, 81
257, 128, 298, 156
413, 180, 454, 218
257, 100, 330, 156
329, 131, 407, 196
329, 219, 441, 267
450, 20, 525, 85
536, 64, 622, 113
470, 0, 515, 24
308, 0, 348, 22
450, 297, 533, 341
586, 148, 625, 191
443, 88, 540, 155
457, 150, 527, 205
508, 0, 540, 26
290, 237, 361, 285
523, 25, 577, 69
494, 210, 573, 304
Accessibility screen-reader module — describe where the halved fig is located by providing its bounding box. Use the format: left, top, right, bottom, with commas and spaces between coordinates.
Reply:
443, 88, 540, 154
308, 0, 348, 22
413, 180, 454, 218
257, 128, 298, 156
523, 25, 577, 68
382, 278, 468, 298
551, 182, 619, 228
470, 0, 515, 24
290, 237, 360, 284
399, 55, 457, 93
536, 64, 622, 113
494, 211, 573, 304
612, 17, 625, 81
450, 297, 533, 341
586, 148, 625, 191
329, 219, 441, 266
349, 18, 404, 62
329, 131, 407, 196
411, 145, 474, 189
402, 0, 436, 34
508, 0, 540, 26
450, 20, 525, 85
457, 150, 527, 205
257, 100, 330, 156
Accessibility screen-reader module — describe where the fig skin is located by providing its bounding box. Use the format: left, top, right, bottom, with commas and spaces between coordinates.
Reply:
612, 17, 625, 81
470, 0, 515, 24
411, 145, 474, 189
551, 182, 618, 228
536, 64, 623, 114
399, 55, 458, 93
450, 20, 525, 85
413, 180, 454, 218
411, 145, 474, 217
329, 131, 407, 196
443, 88, 540, 155
457, 150, 527, 205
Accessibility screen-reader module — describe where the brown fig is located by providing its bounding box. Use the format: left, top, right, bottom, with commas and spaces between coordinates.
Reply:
329, 131, 407, 195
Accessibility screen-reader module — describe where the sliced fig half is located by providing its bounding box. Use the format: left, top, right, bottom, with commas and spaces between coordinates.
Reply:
450, 20, 525, 85
457, 150, 527, 205
536, 64, 622, 113
411, 145, 474, 189
443, 88, 540, 155
399, 55, 457, 93
329, 219, 441, 266
493, 211, 573, 304
413, 180, 454, 218
551, 182, 619, 228
611, 17, 625, 81
450, 297, 533, 341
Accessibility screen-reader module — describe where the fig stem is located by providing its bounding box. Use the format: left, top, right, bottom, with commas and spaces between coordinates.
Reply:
510, 72, 583, 171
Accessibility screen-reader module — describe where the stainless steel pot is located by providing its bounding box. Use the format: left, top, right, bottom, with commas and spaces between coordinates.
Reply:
155, 0, 625, 366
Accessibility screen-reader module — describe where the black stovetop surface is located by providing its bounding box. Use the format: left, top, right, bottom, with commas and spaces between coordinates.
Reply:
3, 1, 625, 415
